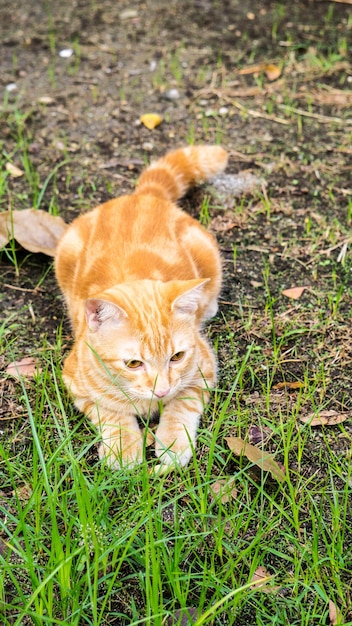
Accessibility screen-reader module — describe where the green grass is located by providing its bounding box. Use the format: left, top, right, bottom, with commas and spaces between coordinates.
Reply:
1, 322, 351, 624
1, 127, 351, 623
1, 1, 352, 622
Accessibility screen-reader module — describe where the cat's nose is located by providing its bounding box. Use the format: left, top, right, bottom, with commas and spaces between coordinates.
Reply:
154, 388, 171, 398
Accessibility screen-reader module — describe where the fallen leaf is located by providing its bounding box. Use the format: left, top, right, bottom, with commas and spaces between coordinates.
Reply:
6, 163, 24, 178
140, 113, 163, 130
239, 63, 265, 75
251, 566, 280, 593
209, 215, 237, 232
209, 478, 237, 504
239, 62, 281, 81
225, 437, 286, 482
6, 357, 41, 379
273, 381, 305, 390
0, 209, 68, 256
329, 599, 342, 625
282, 286, 309, 299
264, 64, 281, 81
299, 410, 350, 426
13, 483, 33, 502
248, 425, 272, 445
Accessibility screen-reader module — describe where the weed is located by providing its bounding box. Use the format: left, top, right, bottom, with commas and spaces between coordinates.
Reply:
199, 195, 211, 226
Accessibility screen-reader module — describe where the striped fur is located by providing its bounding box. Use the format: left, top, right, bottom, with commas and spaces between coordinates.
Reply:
55, 145, 228, 469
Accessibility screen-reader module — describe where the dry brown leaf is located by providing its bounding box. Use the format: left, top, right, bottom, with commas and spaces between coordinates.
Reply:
273, 381, 305, 390
209, 478, 238, 504
6, 162, 24, 177
0, 209, 68, 256
299, 410, 350, 426
209, 215, 237, 232
239, 63, 265, 75
13, 483, 33, 502
225, 436, 286, 482
238, 62, 281, 81
6, 357, 41, 378
264, 64, 281, 81
282, 286, 309, 300
140, 113, 163, 129
329, 599, 342, 625
251, 566, 280, 593
248, 425, 272, 445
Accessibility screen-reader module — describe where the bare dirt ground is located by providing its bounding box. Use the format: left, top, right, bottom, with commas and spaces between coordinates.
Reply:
1, 0, 351, 373
1, 0, 351, 414
1, 0, 352, 623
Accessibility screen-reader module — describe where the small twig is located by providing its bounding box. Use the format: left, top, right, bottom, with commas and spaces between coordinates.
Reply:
319, 237, 351, 256
219, 299, 259, 309
4, 283, 43, 293
231, 100, 290, 125
277, 104, 348, 125
28, 304, 36, 324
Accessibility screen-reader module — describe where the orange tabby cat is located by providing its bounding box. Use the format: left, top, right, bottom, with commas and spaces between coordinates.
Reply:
55, 145, 228, 470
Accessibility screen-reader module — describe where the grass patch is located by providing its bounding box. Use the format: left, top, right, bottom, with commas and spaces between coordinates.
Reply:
1, 328, 351, 624
1, 0, 352, 623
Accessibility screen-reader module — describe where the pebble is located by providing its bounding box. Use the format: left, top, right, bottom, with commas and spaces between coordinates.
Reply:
142, 142, 154, 151
219, 106, 229, 116
59, 48, 73, 58
120, 9, 138, 20
37, 96, 55, 105
163, 88, 180, 101
6, 83, 17, 92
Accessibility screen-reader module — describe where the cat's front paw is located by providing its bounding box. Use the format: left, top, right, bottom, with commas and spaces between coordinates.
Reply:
154, 427, 194, 469
99, 430, 144, 469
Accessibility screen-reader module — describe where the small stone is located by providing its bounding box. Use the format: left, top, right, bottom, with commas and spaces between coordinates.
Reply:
6, 83, 17, 92
37, 96, 55, 105
219, 106, 229, 116
120, 9, 138, 20
142, 142, 154, 151
163, 88, 180, 101
59, 48, 73, 58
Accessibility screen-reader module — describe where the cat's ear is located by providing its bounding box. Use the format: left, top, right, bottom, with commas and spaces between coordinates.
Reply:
171, 279, 209, 315
85, 298, 128, 332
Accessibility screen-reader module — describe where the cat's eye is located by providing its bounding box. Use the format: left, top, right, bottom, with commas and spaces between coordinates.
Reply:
125, 359, 143, 369
170, 351, 185, 362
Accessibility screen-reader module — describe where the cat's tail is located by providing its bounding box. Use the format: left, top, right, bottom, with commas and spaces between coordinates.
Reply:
135, 145, 228, 202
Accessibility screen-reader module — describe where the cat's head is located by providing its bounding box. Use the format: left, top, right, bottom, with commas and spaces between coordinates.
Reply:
83, 279, 209, 402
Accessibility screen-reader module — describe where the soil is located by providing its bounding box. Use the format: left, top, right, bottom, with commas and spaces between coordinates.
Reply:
0, 0, 352, 623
